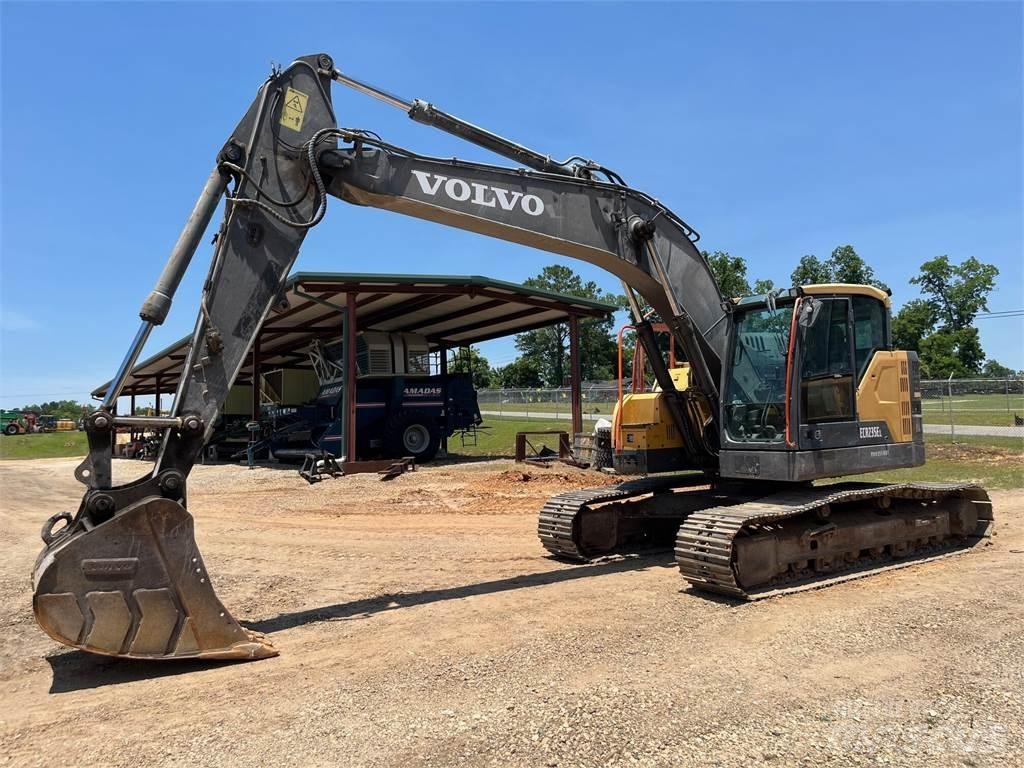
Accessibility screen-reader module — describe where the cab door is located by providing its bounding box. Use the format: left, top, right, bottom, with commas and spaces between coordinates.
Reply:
796, 297, 858, 449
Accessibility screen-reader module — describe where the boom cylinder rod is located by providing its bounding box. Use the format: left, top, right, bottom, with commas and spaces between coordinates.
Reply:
641, 239, 685, 320
329, 69, 412, 111
621, 281, 645, 323
406, 101, 578, 177
101, 320, 153, 409
105, 167, 229, 410
329, 69, 577, 177
139, 166, 230, 325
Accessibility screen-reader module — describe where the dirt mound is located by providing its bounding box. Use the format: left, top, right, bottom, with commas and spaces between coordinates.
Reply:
928, 442, 1023, 466
486, 468, 616, 489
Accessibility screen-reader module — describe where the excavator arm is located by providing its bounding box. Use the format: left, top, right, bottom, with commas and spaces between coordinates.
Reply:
33, 55, 338, 660
32, 53, 728, 660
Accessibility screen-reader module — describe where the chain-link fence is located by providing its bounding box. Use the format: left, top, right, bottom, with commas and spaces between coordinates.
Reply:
477, 379, 1024, 438
476, 383, 620, 422
919, 378, 1024, 438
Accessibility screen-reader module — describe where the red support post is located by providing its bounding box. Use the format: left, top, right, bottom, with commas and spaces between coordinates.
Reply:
345, 292, 358, 462
569, 315, 582, 436
251, 333, 261, 421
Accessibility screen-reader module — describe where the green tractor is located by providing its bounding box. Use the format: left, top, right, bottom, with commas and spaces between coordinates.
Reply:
1, 410, 29, 436
0, 410, 57, 435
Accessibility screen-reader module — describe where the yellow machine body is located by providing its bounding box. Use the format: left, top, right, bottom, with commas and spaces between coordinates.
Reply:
855, 350, 916, 443
614, 365, 694, 474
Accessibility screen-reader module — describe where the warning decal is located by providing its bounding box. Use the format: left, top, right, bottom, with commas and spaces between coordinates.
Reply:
280, 87, 309, 132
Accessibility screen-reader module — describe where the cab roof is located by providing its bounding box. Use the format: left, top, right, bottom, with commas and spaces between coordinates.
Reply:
732, 283, 892, 309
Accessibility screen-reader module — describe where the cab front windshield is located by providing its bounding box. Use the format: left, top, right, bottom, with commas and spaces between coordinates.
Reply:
724, 305, 790, 443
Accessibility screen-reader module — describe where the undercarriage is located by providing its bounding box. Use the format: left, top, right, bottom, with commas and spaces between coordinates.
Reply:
539, 478, 993, 599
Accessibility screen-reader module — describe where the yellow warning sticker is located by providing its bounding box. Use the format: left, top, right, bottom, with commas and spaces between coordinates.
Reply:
280, 87, 309, 132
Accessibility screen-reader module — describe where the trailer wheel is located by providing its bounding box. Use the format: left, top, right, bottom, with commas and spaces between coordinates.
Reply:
383, 411, 440, 462
4, 424, 19, 436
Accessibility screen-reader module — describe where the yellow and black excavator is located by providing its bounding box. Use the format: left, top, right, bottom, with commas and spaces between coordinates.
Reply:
32, 54, 993, 661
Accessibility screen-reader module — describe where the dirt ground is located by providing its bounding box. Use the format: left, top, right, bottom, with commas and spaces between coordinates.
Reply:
927, 441, 1023, 467
1, 457, 1021, 768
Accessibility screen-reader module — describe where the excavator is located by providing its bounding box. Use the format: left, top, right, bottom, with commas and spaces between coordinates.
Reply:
32, 54, 993, 661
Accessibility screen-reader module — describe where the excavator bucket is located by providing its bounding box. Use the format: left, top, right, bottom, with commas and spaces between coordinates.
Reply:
32, 497, 275, 660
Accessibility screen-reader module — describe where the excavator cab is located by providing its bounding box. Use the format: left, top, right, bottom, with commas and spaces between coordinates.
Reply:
607, 284, 921, 484
718, 284, 924, 482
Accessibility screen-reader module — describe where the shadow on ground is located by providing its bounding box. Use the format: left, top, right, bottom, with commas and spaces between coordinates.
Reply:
248, 553, 678, 634
195, 452, 512, 474
45, 553, 678, 693
46, 652, 246, 694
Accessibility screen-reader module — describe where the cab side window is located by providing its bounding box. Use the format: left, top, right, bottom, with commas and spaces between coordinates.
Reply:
801, 298, 855, 423
802, 299, 852, 378
852, 296, 888, 380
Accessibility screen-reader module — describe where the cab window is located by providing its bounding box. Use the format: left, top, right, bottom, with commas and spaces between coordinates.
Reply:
852, 296, 887, 379
724, 306, 789, 442
800, 298, 855, 423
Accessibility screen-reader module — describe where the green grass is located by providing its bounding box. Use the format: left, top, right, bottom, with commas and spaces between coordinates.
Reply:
0, 418, 565, 463
0, 432, 88, 460
924, 433, 1024, 451
485, 392, 1024, 427
921, 392, 1024, 427
818, 435, 1022, 490
450, 416, 572, 457
922, 410, 1022, 428
460, 417, 1023, 489
6, 418, 1019, 492
838, 460, 1023, 491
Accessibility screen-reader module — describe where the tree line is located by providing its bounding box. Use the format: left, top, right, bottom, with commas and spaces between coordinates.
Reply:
456, 246, 1016, 387
11, 249, 1014, 416
451, 265, 625, 388
8, 399, 92, 420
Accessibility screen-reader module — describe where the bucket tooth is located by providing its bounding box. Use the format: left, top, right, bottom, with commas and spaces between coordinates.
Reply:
175, 618, 200, 655
32, 496, 277, 661
84, 591, 132, 654
130, 588, 179, 656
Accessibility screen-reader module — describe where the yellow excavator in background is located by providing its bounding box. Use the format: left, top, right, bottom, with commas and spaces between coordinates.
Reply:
32, 54, 992, 662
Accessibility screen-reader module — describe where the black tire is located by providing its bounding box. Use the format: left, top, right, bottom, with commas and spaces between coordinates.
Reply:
4, 424, 19, 436
382, 410, 441, 463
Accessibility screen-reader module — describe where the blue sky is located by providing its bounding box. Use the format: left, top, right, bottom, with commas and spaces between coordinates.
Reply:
1, 1, 1021, 409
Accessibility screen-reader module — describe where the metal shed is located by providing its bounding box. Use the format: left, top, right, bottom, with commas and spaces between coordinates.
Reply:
93, 272, 617, 457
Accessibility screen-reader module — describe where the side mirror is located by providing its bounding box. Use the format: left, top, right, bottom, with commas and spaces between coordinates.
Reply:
798, 296, 823, 329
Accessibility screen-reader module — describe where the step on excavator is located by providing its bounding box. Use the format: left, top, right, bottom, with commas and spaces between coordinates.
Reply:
32, 54, 993, 661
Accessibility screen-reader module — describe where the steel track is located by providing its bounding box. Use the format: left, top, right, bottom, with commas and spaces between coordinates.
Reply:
675, 482, 994, 600
537, 473, 711, 560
